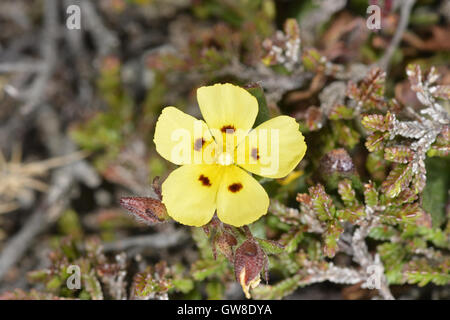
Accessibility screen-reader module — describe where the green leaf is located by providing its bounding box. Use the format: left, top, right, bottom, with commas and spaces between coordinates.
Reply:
329, 105, 354, 120
363, 181, 378, 207
422, 157, 449, 227
255, 238, 285, 255
378, 243, 405, 269
46, 276, 62, 291
336, 206, 364, 223
404, 257, 450, 287
83, 271, 103, 300
384, 146, 413, 163
172, 278, 194, 294
206, 281, 225, 300
365, 132, 388, 152
247, 84, 270, 127
381, 163, 413, 198
302, 48, 322, 71
348, 67, 386, 110
322, 222, 343, 258
338, 179, 356, 206
361, 113, 389, 132
334, 121, 360, 149
252, 274, 301, 300
368, 226, 398, 240
309, 184, 336, 221
191, 259, 226, 281
406, 271, 450, 287
280, 230, 303, 253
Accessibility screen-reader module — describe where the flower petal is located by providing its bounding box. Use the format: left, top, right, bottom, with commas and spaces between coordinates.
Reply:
236, 116, 306, 178
197, 83, 258, 149
154, 107, 216, 165
216, 166, 269, 227
162, 164, 224, 227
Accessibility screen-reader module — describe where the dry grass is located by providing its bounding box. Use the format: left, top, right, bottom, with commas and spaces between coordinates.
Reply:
0, 145, 86, 214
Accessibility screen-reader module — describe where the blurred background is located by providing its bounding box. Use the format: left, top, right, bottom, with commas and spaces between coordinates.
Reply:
0, 0, 449, 299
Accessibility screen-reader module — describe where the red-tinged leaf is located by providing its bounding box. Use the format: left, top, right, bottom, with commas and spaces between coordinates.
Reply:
384, 111, 395, 128
309, 184, 336, 221
337, 206, 365, 223
381, 163, 413, 198
132, 268, 172, 298
364, 181, 378, 207
365, 131, 388, 152
384, 146, 414, 163
347, 67, 386, 110
296, 193, 312, 206
395, 188, 418, 204
329, 104, 354, 120
120, 197, 169, 225
401, 202, 422, 219
323, 222, 343, 258
361, 114, 388, 132
347, 81, 359, 101
338, 179, 356, 206
383, 203, 421, 224
383, 187, 418, 206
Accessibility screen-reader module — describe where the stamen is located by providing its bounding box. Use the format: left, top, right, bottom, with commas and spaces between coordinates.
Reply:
217, 152, 233, 166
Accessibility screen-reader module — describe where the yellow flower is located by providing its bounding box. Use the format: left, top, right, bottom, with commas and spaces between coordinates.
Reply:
154, 83, 306, 227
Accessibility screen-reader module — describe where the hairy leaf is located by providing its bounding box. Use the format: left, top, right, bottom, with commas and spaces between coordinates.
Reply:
384, 146, 414, 163
381, 163, 413, 198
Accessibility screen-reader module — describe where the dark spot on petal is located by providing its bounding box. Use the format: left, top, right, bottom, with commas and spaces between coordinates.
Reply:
199, 174, 212, 187
194, 138, 205, 151
228, 183, 243, 193
251, 147, 260, 160
221, 125, 236, 134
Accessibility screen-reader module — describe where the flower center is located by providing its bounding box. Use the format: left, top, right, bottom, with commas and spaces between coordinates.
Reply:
217, 152, 234, 166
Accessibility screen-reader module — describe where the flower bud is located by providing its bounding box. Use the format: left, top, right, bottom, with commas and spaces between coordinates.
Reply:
120, 197, 169, 225
319, 148, 356, 189
213, 230, 237, 261
234, 240, 267, 299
